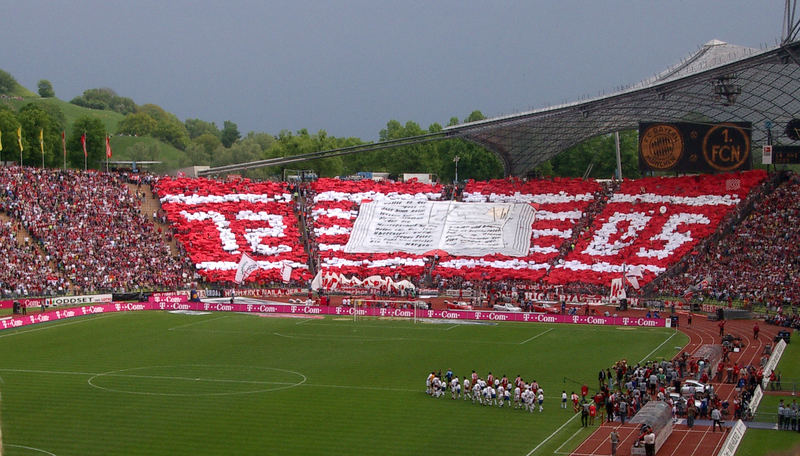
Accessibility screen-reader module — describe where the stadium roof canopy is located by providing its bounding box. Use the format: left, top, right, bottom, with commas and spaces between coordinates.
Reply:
444, 38, 800, 176
199, 30, 800, 179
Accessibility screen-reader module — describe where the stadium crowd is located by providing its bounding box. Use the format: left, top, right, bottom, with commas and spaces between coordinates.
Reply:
0, 166, 195, 295
0, 164, 796, 313
658, 171, 800, 309
0, 219, 69, 297
578, 354, 757, 428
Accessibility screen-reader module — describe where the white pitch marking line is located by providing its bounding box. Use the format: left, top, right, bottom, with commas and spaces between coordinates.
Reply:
524, 412, 580, 456
518, 328, 554, 345
554, 427, 583, 453
272, 332, 519, 345
638, 331, 678, 364
443, 324, 459, 331
168, 315, 229, 331
0, 367, 295, 385
0, 367, 420, 393
0, 313, 116, 338
5, 444, 57, 455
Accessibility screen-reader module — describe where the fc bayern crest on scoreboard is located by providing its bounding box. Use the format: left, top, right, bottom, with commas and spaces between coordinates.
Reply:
639, 122, 752, 173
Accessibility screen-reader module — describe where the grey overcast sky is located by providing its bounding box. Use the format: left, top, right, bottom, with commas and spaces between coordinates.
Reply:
1, 1, 786, 140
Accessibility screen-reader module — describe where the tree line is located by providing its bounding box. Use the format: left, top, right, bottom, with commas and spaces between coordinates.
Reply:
0, 69, 643, 180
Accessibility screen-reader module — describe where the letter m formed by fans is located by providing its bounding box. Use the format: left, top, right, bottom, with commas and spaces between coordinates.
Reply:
235, 253, 259, 284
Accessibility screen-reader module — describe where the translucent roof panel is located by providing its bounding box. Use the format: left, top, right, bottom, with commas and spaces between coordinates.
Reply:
445, 39, 800, 176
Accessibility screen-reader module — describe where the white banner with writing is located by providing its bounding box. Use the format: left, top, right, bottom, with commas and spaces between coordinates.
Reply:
344, 200, 534, 257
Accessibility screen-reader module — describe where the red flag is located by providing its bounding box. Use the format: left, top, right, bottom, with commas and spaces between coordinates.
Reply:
105, 135, 112, 158
80, 133, 87, 157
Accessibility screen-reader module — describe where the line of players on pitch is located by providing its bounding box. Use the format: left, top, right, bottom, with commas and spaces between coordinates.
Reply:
426, 370, 545, 412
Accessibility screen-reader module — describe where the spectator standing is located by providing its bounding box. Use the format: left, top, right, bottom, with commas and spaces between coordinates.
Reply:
581, 400, 589, 427
687, 401, 697, 428
644, 428, 656, 456
618, 400, 628, 424
711, 407, 724, 432
609, 429, 619, 456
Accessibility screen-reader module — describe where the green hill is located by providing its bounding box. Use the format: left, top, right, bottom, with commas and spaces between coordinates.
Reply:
108, 135, 185, 172
2, 87, 185, 171
4, 95, 123, 136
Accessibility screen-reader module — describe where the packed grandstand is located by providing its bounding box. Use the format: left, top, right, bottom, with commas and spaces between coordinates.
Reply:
0, 164, 797, 316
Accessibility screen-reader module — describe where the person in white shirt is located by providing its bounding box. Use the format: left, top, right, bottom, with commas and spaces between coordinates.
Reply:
451, 377, 461, 399
432, 377, 443, 397
562, 390, 568, 408
643, 428, 656, 456
538, 391, 545, 412
464, 378, 471, 401
711, 407, 724, 432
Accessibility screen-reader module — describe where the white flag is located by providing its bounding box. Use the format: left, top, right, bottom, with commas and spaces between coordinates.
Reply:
625, 265, 643, 290
610, 278, 626, 300
310, 270, 323, 291
281, 262, 293, 283
234, 253, 258, 284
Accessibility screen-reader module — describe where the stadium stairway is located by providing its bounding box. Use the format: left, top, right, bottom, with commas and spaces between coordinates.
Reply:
128, 183, 181, 259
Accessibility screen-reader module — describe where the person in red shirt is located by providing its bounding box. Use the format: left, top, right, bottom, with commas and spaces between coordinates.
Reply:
753, 322, 760, 340
581, 384, 589, 399
718, 320, 725, 337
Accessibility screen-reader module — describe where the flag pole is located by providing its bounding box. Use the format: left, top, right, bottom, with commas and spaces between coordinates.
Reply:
40, 128, 44, 168
62, 131, 66, 169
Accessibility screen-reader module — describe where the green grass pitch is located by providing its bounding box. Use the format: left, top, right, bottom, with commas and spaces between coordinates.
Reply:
0, 311, 687, 455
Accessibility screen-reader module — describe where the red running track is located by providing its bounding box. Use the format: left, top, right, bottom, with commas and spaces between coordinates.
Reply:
570, 312, 780, 456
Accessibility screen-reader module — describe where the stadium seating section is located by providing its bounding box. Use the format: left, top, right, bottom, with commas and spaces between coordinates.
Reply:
0, 167, 190, 294
2, 165, 798, 305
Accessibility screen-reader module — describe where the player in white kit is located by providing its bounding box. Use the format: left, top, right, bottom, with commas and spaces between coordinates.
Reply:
451, 376, 461, 399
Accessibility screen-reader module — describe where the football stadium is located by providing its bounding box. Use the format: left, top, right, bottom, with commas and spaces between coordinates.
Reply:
1, 4, 800, 456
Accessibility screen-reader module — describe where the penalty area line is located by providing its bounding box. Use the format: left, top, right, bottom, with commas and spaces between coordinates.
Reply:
518, 328, 554, 345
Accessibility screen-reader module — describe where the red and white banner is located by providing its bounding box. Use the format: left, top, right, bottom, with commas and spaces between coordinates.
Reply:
310, 178, 442, 279
547, 171, 766, 287
154, 177, 310, 283
610, 278, 626, 300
